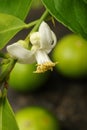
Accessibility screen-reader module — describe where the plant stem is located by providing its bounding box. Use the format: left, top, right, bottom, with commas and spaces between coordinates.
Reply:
0, 59, 17, 88
0, 52, 9, 59
25, 19, 39, 29
25, 9, 49, 42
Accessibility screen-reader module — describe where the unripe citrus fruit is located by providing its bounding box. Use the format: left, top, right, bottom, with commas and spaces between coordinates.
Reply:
15, 106, 60, 130
9, 63, 49, 91
52, 34, 87, 78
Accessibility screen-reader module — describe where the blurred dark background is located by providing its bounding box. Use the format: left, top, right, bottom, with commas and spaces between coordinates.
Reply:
7, 6, 87, 130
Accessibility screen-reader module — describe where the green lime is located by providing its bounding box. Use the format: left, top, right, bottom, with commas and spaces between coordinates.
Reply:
15, 106, 60, 130
52, 34, 87, 78
8, 63, 49, 91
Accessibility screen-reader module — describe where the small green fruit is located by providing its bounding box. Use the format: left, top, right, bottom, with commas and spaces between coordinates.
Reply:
15, 106, 60, 130
9, 63, 49, 91
52, 34, 87, 78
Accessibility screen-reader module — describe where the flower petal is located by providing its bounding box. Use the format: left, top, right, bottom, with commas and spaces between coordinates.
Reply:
51, 31, 57, 48
7, 42, 36, 64
34, 50, 57, 73
39, 21, 57, 53
30, 32, 40, 46
35, 50, 51, 64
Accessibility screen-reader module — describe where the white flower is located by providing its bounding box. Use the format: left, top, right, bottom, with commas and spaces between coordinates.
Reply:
7, 21, 57, 73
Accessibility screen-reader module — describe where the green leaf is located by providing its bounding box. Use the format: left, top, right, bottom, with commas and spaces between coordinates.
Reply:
83, 0, 87, 4
42, 0, 87, 39
0, 0, 33, 20
0, 13, 27, 49
0, 97, 19, 130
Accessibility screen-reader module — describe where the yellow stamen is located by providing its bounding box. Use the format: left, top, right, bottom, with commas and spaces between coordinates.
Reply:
34, 62, 58, 73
